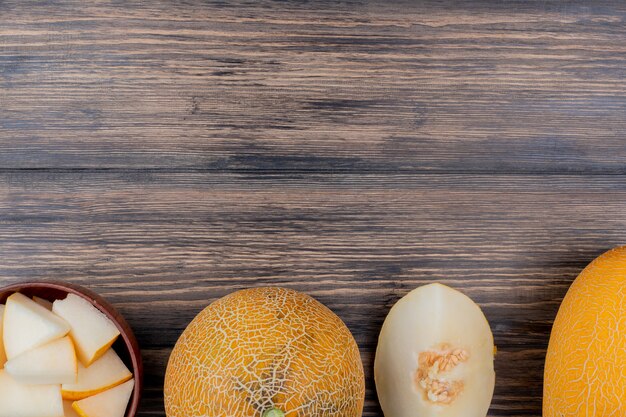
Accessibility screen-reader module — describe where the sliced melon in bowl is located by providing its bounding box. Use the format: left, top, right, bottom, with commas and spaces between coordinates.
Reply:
53, 294, 120, 366
0, 369, 64, 417
4, 335, 77, 384
64, 401, 80, 417
62, 348, 132, 400
3, 292, 70, 359
72, 378, 134, 417
375, 283, 495, 417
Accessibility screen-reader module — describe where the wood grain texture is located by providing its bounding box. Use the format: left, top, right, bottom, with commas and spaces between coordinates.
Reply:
1, 0, 626, 172
1, 1, 626, 417
0, 172, 625, 416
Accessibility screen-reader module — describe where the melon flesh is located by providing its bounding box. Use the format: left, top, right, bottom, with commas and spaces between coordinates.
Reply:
0, 370, 64, 417
3, 293, 71, 359
53, 294, 120, 366
0, 305, 6, 367
4, 336, 77, 385
62, 348, 132, 400
63, 401, 80, 417
72, 378, 134, 417
375, 283, 495, 417
544, 246, 626, 416
33, 296, 53, 310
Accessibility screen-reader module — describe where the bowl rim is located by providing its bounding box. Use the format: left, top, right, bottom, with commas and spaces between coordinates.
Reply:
0, 280, 143, 417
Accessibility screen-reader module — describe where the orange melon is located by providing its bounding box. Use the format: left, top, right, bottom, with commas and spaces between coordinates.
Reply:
544, 246, 626, 416
164, 287, 364, 417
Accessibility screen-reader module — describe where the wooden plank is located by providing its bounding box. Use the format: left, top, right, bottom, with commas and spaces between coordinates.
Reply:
1, 1, 626, 172
0, 171, 624, 416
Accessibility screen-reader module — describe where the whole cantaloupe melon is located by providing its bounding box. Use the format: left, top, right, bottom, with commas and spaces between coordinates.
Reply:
164, 287, 364, 417
544, 246, 626, 416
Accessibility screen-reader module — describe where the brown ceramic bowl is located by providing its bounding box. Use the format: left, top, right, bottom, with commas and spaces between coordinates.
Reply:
0, 281, 142, 417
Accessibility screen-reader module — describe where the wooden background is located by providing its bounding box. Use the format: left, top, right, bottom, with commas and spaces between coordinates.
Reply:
1, 1, 625, 416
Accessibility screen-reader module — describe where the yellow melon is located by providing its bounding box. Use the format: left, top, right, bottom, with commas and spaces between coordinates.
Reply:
544, 246, 626, 416
164, 287, 364, 417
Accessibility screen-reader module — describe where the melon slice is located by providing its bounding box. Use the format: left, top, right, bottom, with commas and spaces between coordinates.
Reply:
0, 369, 64, 417
63, 401, 80, 417
52, 294, 120, 366
375, 283, 495, 417
62, 348, 132, 400
3, 292, 71, 359
72, 378, 134, 417
544, 246, 626, 416
5, 336, 77, 384
0, 305, 6, 367
33, 296, 53, 310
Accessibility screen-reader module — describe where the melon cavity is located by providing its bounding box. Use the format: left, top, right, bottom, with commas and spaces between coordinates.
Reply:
375, 283, 495, 417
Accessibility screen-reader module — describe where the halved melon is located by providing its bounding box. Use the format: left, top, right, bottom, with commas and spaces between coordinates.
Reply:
0, 369, 64, 417
544, 246, 626, 416
375, 283, 495, 417
72, 378, 134, 417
